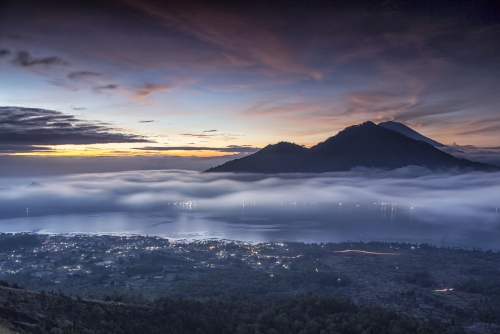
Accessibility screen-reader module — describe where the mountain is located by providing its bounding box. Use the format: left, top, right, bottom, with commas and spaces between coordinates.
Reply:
205, 122, 499, 173
205, 141, 310, 173
378, 121, 444, 147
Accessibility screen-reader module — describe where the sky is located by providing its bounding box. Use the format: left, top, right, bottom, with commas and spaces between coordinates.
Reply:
1, 0, 500, 170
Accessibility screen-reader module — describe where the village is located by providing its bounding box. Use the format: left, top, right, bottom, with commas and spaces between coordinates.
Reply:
1, 233, 499, 331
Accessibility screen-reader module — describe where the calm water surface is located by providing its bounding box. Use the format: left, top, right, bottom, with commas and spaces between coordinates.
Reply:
1, 203, 498, 250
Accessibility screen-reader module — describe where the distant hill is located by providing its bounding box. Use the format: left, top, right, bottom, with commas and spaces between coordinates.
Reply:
205, 122, 498, 173
378, 121, 444, 147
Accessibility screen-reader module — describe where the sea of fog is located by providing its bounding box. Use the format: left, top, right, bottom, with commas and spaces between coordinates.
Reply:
0, 167, 499, 250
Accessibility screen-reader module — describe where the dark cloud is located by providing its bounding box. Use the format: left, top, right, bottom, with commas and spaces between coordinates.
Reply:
0, 49, 11, 57
92, 84, 119, 93
181, 133, 215, 138
138, 145, 259, 153
0, 106, 151, 149
67, 71, 100, 80
203, 130, 217, 132
139, 120, 155, 123
118, 0, 500, 76
181, 132, 242, 139
0, 145, 52, 153
12, 50, 68, 67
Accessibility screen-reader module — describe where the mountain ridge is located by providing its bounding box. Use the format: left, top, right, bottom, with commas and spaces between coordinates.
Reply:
378, 121, 444, 147
205, 122, 498, 173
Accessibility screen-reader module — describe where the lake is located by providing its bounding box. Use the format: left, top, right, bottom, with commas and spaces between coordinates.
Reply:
1, 202, 498, 250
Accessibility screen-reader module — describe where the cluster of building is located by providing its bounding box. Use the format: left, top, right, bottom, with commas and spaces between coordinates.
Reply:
0, 233, 306, 294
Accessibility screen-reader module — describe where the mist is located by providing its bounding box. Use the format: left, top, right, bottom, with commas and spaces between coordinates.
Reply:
1, 166, 499, 214
1, 167, 499, 248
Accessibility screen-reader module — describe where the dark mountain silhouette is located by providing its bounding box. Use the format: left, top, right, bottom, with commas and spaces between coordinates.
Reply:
205, 142, 310, 173
378, 121, 444, 147
205, 122, 499, 173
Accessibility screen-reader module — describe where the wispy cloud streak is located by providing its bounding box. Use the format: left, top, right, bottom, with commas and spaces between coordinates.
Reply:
12, 50, 68, 67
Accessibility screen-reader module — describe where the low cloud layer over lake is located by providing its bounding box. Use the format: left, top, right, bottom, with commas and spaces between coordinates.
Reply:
1, 168, 499, 249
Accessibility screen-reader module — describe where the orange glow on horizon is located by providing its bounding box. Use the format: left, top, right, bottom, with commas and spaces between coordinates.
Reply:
10, 148, 240, 158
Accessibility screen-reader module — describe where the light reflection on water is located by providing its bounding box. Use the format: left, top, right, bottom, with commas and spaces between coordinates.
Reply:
0, 203, 499, 250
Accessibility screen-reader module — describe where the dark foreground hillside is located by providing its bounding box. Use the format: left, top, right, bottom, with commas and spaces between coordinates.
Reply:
0, 285, 438, 334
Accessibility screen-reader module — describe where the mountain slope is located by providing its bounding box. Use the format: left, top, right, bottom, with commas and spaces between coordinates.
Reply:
0, 286, 439, 333
205, 141, 309, 173
205, 122, 498, 173
378, 121, 444, 147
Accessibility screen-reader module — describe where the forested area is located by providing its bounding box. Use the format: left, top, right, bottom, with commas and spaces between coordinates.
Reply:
404, 272, 437, 288
457, 268, 500, 296
455, 268, 500, 324
0, 288, 440, 334
167, 269, 350, 301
